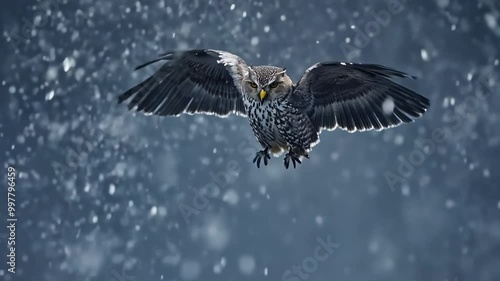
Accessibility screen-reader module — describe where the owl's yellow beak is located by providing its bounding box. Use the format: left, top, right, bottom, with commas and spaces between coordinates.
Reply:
259, 90, 267, 101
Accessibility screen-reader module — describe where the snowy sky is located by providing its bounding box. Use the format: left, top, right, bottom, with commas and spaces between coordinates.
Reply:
1, 0, 499, 281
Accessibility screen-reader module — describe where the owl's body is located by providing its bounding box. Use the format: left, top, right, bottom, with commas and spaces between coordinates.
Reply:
118, 49, 430, 168
244, 96, 287, 155
244, 89, 318, 157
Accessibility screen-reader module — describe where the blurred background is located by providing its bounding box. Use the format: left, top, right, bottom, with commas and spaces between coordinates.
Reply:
1, 0, 499, 280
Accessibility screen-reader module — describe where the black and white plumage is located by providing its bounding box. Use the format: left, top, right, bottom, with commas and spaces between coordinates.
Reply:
118, 49, 430, 169
118, 50, 247, 116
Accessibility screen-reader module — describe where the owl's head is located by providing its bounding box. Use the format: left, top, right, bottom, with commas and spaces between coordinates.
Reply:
242, 66, 292, 103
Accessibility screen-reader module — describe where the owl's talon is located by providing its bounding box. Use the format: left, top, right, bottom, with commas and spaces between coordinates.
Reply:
264, 153, 270, 166
284, 152, 301, 169
253, 148, 270, 168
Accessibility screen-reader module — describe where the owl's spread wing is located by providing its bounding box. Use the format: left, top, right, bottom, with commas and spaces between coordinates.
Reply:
291, 62, 430, 132
118, 49, 248, 117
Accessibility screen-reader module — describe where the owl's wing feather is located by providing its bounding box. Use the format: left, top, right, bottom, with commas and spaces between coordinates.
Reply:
292, 62, 430, 132
118, 49, 248, 117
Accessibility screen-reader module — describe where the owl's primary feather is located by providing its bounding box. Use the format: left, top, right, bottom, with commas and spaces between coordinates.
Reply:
118, 49, 430, 169
118, 50, 247, 116
292, 62, 429, 132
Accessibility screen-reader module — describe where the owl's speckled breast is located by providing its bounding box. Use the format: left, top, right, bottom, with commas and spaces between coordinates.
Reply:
243, 98, 288, 155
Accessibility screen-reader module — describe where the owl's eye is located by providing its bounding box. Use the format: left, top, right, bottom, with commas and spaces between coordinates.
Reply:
269, 82, 279, 88
249, 82, 258, 88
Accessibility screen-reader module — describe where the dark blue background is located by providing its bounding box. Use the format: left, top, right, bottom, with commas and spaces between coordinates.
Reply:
1, 0, 499, 280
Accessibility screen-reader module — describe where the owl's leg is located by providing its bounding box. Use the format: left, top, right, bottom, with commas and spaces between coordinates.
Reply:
283, 150, 301, 169
253, 147, 271, 168
283, 147, 309, 169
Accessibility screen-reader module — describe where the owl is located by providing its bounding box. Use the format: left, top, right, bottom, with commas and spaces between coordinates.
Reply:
118, 49, 430, 168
